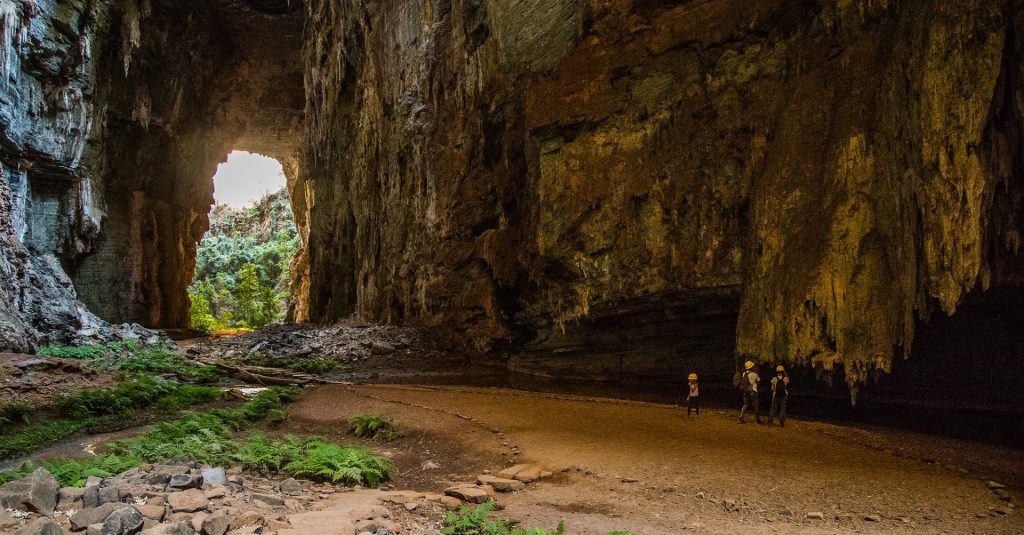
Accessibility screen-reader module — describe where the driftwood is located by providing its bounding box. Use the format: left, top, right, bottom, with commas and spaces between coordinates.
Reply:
211, 362, 312, 386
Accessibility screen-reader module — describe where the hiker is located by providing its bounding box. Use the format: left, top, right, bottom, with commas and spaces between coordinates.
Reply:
735, 360, 762, 424
686, 373, 700, 417
768, 365, 790, 427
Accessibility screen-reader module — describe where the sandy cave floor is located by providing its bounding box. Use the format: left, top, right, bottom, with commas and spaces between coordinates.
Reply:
282, 384, 1024, 535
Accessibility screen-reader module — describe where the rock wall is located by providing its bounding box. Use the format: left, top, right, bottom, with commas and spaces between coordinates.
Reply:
0, 0, 304, 350
299, 0, 1024, 396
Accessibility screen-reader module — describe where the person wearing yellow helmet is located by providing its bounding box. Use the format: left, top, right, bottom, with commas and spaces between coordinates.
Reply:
737, 360, 762, 424
768, 365, 790, 427
685, 372, 700, 417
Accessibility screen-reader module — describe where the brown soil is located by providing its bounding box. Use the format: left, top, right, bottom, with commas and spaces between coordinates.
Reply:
0, 353, 112, 408
289, 384, 1024, 534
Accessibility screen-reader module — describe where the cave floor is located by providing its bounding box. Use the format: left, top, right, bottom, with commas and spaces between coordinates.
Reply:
283, 383, 1023, 535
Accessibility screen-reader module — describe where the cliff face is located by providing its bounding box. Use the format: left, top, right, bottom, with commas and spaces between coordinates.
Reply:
0, 0, 304, 350
299, 0, 1023, 396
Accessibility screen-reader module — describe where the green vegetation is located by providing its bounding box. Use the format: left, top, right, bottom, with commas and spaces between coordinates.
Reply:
189, 188, 299, 331
0, 401, 33, 426
0, 420, 92, 460
241, 351, 338, 375
34, 341, 224, 384
1, 387, 392, 490
442, 502, 565, 535
349, 412, 398, 441
55, 375, 222, 419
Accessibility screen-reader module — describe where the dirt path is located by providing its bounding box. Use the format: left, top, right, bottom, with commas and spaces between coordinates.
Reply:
289, 384, 1023, 534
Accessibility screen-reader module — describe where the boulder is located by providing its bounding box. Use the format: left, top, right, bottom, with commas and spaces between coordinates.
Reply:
71, 503, 133, 531
444, 485, 490, 504
200, 468, 226, 486
0, 467, 60, 516
101, 506, 145, 535
496, 464, 545, 483
439, 496, 462, 509
59, 487, 86, 509
137, 503, 166, 521
13, 518, 63, 535
140, 522, 196, 535
476, 475, 525, 492
168, 474, 204, 490
201, 511, 230, 535
167, 489, 209, 513
279, 478, 303, 496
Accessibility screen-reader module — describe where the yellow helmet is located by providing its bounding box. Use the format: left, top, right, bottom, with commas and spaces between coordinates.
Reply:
744, 360, 755, 370
688, 373, 698, 381
776, 365, 785, 372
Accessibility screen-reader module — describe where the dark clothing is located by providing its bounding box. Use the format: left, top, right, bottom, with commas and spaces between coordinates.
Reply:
769, 391, 787, 426
740, 390, 760, 423
687, 396, 700, 416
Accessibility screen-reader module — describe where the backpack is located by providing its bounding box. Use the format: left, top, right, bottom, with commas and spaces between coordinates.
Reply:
732, 371, 743, 389
740, 371, 753, 392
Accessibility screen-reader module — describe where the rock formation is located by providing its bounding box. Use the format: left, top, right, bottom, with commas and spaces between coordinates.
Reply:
0, 0, 1021, 400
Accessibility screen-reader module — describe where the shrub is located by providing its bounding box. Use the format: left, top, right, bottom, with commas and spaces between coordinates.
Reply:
349, 413, 398, 441
0, 420, 91, 460
442, 502, 566, 535
0, 400, 33, 427
282, 439, 391, 486
36, 344, 109, 360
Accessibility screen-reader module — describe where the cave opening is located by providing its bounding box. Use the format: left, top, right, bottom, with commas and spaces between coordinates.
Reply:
187, 151, 298, 333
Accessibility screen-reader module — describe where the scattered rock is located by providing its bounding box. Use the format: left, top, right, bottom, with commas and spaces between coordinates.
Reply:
445, 485, 490, 504
202, 511, 231, 535
778, 508, 793, 517
496, 464, 545, 483
806, 512, 825, 520
420, 461, 440, 471
251, 493, 285, 508
353, 519, 380, 533
102, 506, 145, 535
140, 521, 196, 535
168, 474, 204, 490
13, 518, 63, 535
167, 489, 209, 513
404, 502, 418, 512
986, 481, 1006, 490
71, 503, 133, 530
203, 485, 227, 500
723, 499, 737, 511
201, 468, 227, 486
476, 475, 525, 492
439, 496, 462, 509
0, 467, 60, 516
864, 514, 882, 522
279, 478, 303, 496
137, 503, 166, 521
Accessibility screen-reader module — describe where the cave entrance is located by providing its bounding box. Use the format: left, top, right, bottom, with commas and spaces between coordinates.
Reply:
187, 152, 299, 333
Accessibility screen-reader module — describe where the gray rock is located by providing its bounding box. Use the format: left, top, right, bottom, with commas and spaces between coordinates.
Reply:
58, 486, 86, 508
13, 518, 64, 535
100, 485, 123, 504
201, 511, 230, 535
251, 493, 284, 507
0, 467, 60, 516
201, 468, 226, 486
70, 503, 133, 531
279, 478, 303, 496
86, 524, 105, 535
102, 506, 145, 535
168, 474, 204, 490
84, 485, 101, 508
140, 522, 196, 535
86, 476, 104, 488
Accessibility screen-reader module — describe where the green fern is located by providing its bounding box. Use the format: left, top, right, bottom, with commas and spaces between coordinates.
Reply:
349, 412, 398, 440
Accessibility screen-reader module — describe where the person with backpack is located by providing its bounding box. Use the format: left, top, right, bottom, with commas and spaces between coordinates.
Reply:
768, 365, 790, 427
685, 372, 700, 417
735, 360, 762, 424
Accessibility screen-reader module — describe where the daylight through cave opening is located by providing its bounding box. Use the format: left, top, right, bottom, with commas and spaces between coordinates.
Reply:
188, 152, 299, 333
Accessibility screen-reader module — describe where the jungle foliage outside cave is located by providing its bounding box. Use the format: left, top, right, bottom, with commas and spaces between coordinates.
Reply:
189, 188, 298, 331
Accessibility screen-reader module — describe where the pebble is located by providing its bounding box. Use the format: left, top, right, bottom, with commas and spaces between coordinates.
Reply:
986, 481, 1006, 489
864, 514, 881, 522
806, 512, 825, 520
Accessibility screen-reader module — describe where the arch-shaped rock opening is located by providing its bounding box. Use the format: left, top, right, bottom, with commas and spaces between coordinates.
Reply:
63, 0, 307, 330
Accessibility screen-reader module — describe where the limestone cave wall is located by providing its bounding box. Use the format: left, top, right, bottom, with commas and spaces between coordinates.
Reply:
0, 0, 304, 350
299, 0, 1024, 396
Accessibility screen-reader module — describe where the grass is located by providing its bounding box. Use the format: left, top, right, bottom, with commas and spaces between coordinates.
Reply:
82, 387, 387, 486
349, 412, 398, 441
55, 375, 223, 419
0, 401, 33, 427
442, 502, 565, 535
35, 341, 224, 383
2, 387, 391, 489
0, 419, 92, 460
241, 352, 338, 375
